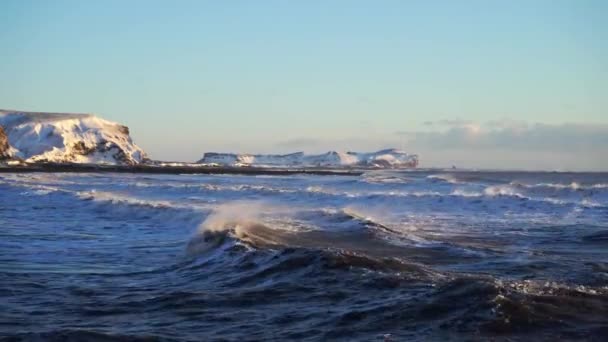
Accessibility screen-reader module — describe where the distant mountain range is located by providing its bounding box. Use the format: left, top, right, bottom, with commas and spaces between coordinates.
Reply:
198, 150, 418, 168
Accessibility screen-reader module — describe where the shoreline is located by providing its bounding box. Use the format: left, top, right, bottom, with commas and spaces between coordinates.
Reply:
0, 163, 364, 176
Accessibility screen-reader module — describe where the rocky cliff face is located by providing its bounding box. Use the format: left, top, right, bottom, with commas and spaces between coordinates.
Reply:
0, 126, 11, 160
0, 110, 148, 165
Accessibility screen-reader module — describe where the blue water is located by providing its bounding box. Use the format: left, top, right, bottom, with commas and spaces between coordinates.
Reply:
1, 171, 607, 341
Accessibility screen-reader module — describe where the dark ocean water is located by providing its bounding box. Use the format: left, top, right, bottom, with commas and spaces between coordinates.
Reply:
1, 170, 607, 341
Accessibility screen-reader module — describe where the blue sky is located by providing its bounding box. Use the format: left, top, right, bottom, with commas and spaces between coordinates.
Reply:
1, 1, 607, 169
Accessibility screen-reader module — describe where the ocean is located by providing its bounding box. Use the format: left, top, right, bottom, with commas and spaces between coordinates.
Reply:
1, 170, 607, 341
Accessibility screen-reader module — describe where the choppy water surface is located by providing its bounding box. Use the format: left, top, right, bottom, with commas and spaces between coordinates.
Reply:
1, 170, 608, 341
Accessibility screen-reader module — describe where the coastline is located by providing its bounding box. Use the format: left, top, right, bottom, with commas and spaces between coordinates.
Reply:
0, 163, 364, 176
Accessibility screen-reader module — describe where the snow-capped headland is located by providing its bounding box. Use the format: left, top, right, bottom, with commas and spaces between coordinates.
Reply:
198, 149, 419, 168
0, 109, 419, 171
0, 110, 147, 165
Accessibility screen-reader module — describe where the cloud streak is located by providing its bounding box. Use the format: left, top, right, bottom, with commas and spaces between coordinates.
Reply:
403, 121, 608, 152
276, 120, 608, 170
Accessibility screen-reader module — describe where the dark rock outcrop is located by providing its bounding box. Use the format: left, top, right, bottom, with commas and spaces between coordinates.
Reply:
0, 126, 11, 160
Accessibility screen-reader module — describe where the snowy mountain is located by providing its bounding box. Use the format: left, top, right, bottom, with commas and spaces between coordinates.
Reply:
198, 149, 419, 168
0, 110, 147, 165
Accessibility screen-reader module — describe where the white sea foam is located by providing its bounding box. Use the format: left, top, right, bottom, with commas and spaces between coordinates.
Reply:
450, 189, 483, 197
76, 190, 178, 210
427, 174, 461, 184
516, 182, 608, 191
483, 185, 529, 199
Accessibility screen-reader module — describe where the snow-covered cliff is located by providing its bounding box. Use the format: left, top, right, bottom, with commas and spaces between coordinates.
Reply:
0, 126, 12, 160
198, 149, 418, 168
0, 110, 147, 165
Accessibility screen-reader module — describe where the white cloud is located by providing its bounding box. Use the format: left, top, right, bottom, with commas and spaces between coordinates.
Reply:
275, 120, 608, 170
397, 120, 608, 170
404, 121, 608, 152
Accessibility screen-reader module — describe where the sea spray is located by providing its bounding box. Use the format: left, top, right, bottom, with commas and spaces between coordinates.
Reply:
186, 201, 284, 255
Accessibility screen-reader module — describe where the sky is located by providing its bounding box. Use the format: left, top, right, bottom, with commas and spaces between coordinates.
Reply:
1, 0, 607, 170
